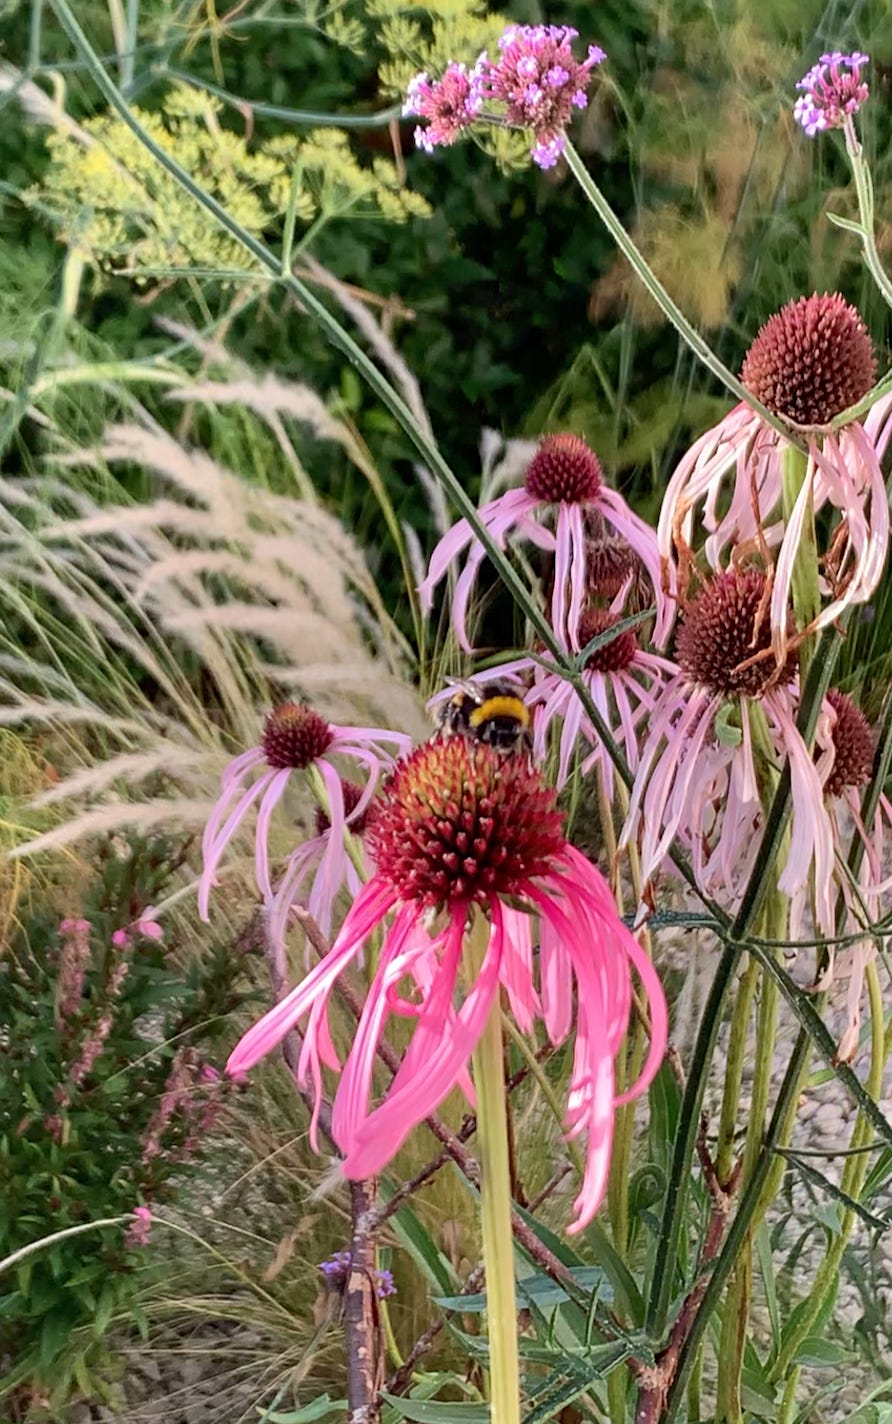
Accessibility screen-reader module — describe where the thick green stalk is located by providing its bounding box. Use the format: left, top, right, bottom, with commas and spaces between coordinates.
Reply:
714, 923, 782, 1420
714, 959, 758, 1186
466, 912, 520, 1424
780, 444, 820, 678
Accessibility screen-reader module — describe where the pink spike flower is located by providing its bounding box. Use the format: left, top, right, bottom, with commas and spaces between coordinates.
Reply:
794, 52, 869, 136
199, 703, 410, 936
659, 295, 892, 664
814, 689, 890, 1060
621, 569, 837, 930
227, 735, 668, 1233
420, 433, 671, 655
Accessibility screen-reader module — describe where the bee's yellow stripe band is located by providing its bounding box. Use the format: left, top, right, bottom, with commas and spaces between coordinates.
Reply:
468, 697, 530, 729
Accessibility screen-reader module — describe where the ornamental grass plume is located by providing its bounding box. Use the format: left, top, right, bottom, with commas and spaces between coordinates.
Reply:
658, 293, 892, 663
419, 432, 670, 654
227, 734, 668, 1233
199, 703, 410, 937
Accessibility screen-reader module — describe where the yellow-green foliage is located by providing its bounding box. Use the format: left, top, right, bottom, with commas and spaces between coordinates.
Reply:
369, 0, 503, 97
27, 86, 430, 279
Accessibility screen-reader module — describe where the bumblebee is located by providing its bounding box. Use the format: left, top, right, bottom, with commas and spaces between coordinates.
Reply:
435, 678, 532, 754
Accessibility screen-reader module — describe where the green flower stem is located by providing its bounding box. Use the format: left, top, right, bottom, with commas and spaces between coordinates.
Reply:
715, 912, 783, 1421
780, 444, 820, 678
465, 911, 520, 1424
562, 143, 805, 452
714, 959, 758, 1186
646, 629, 841, 1342
162, 67, 403, 128
843, 117, 892, 313
771, 958, 887, 1392
663, 1024, 812, 1420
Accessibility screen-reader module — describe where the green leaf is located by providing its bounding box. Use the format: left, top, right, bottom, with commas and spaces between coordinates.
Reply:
755, 1224, 780, 1345
794, 1337, 858, 1367
381, 1185, 457, 1296
825, 211, 869, 236
264, 1397, 348, 1423
382, 1396, 489, 1424
775, 1149, 887, 1231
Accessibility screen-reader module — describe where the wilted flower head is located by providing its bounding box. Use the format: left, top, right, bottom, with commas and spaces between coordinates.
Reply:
228, 735, 667, 1233
199, 702, 410, 936
404, 61, 484, 152
794, 51, 869, 136
481, 25, 606, 168
420, 432, 670, 654
659, 294, 892, 665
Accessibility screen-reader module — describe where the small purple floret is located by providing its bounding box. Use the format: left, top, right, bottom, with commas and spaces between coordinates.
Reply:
794, 50, 869, 135
403, 60, 484, 152
319, 1249, 397, 1299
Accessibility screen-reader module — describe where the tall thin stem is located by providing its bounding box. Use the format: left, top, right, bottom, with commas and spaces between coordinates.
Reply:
465, 911, 520, 1424
562, 143, 806, 452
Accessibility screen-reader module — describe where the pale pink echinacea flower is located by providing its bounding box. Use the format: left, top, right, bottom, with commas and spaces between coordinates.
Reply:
622, 568, 837, 931
659, 295, 892, 665
419, 433, 672, 655
492, 607, 675, 794
199, 702, 410, 938
227, 735, 668, 1233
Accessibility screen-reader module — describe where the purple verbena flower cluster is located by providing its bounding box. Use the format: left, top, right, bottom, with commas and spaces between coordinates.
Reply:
794, 50, 869, 135
404, 24, 605, 170
482, 25, 605, 168
319, 1249, 396, 1299
404, 61, 484, 153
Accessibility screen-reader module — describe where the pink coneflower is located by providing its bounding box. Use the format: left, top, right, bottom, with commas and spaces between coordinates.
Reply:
794, 51, 869, 136
622, 568, 836, 928
198, 703, 409, 929
403, 61, 485, 152
267, 779, 372, 949
420, 433, 670, 655
810, 689, 888, 1060
659, 294, 892, 664
480, 25, 606, 168
227, 735, 667, 1233
495, 608, 676, 793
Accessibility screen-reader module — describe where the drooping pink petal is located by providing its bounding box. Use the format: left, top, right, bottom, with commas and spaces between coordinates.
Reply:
199, 767, 276, 919
226, 877, 397, 1076
341, 904, 504, 1178
331, 906, 431, 1150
